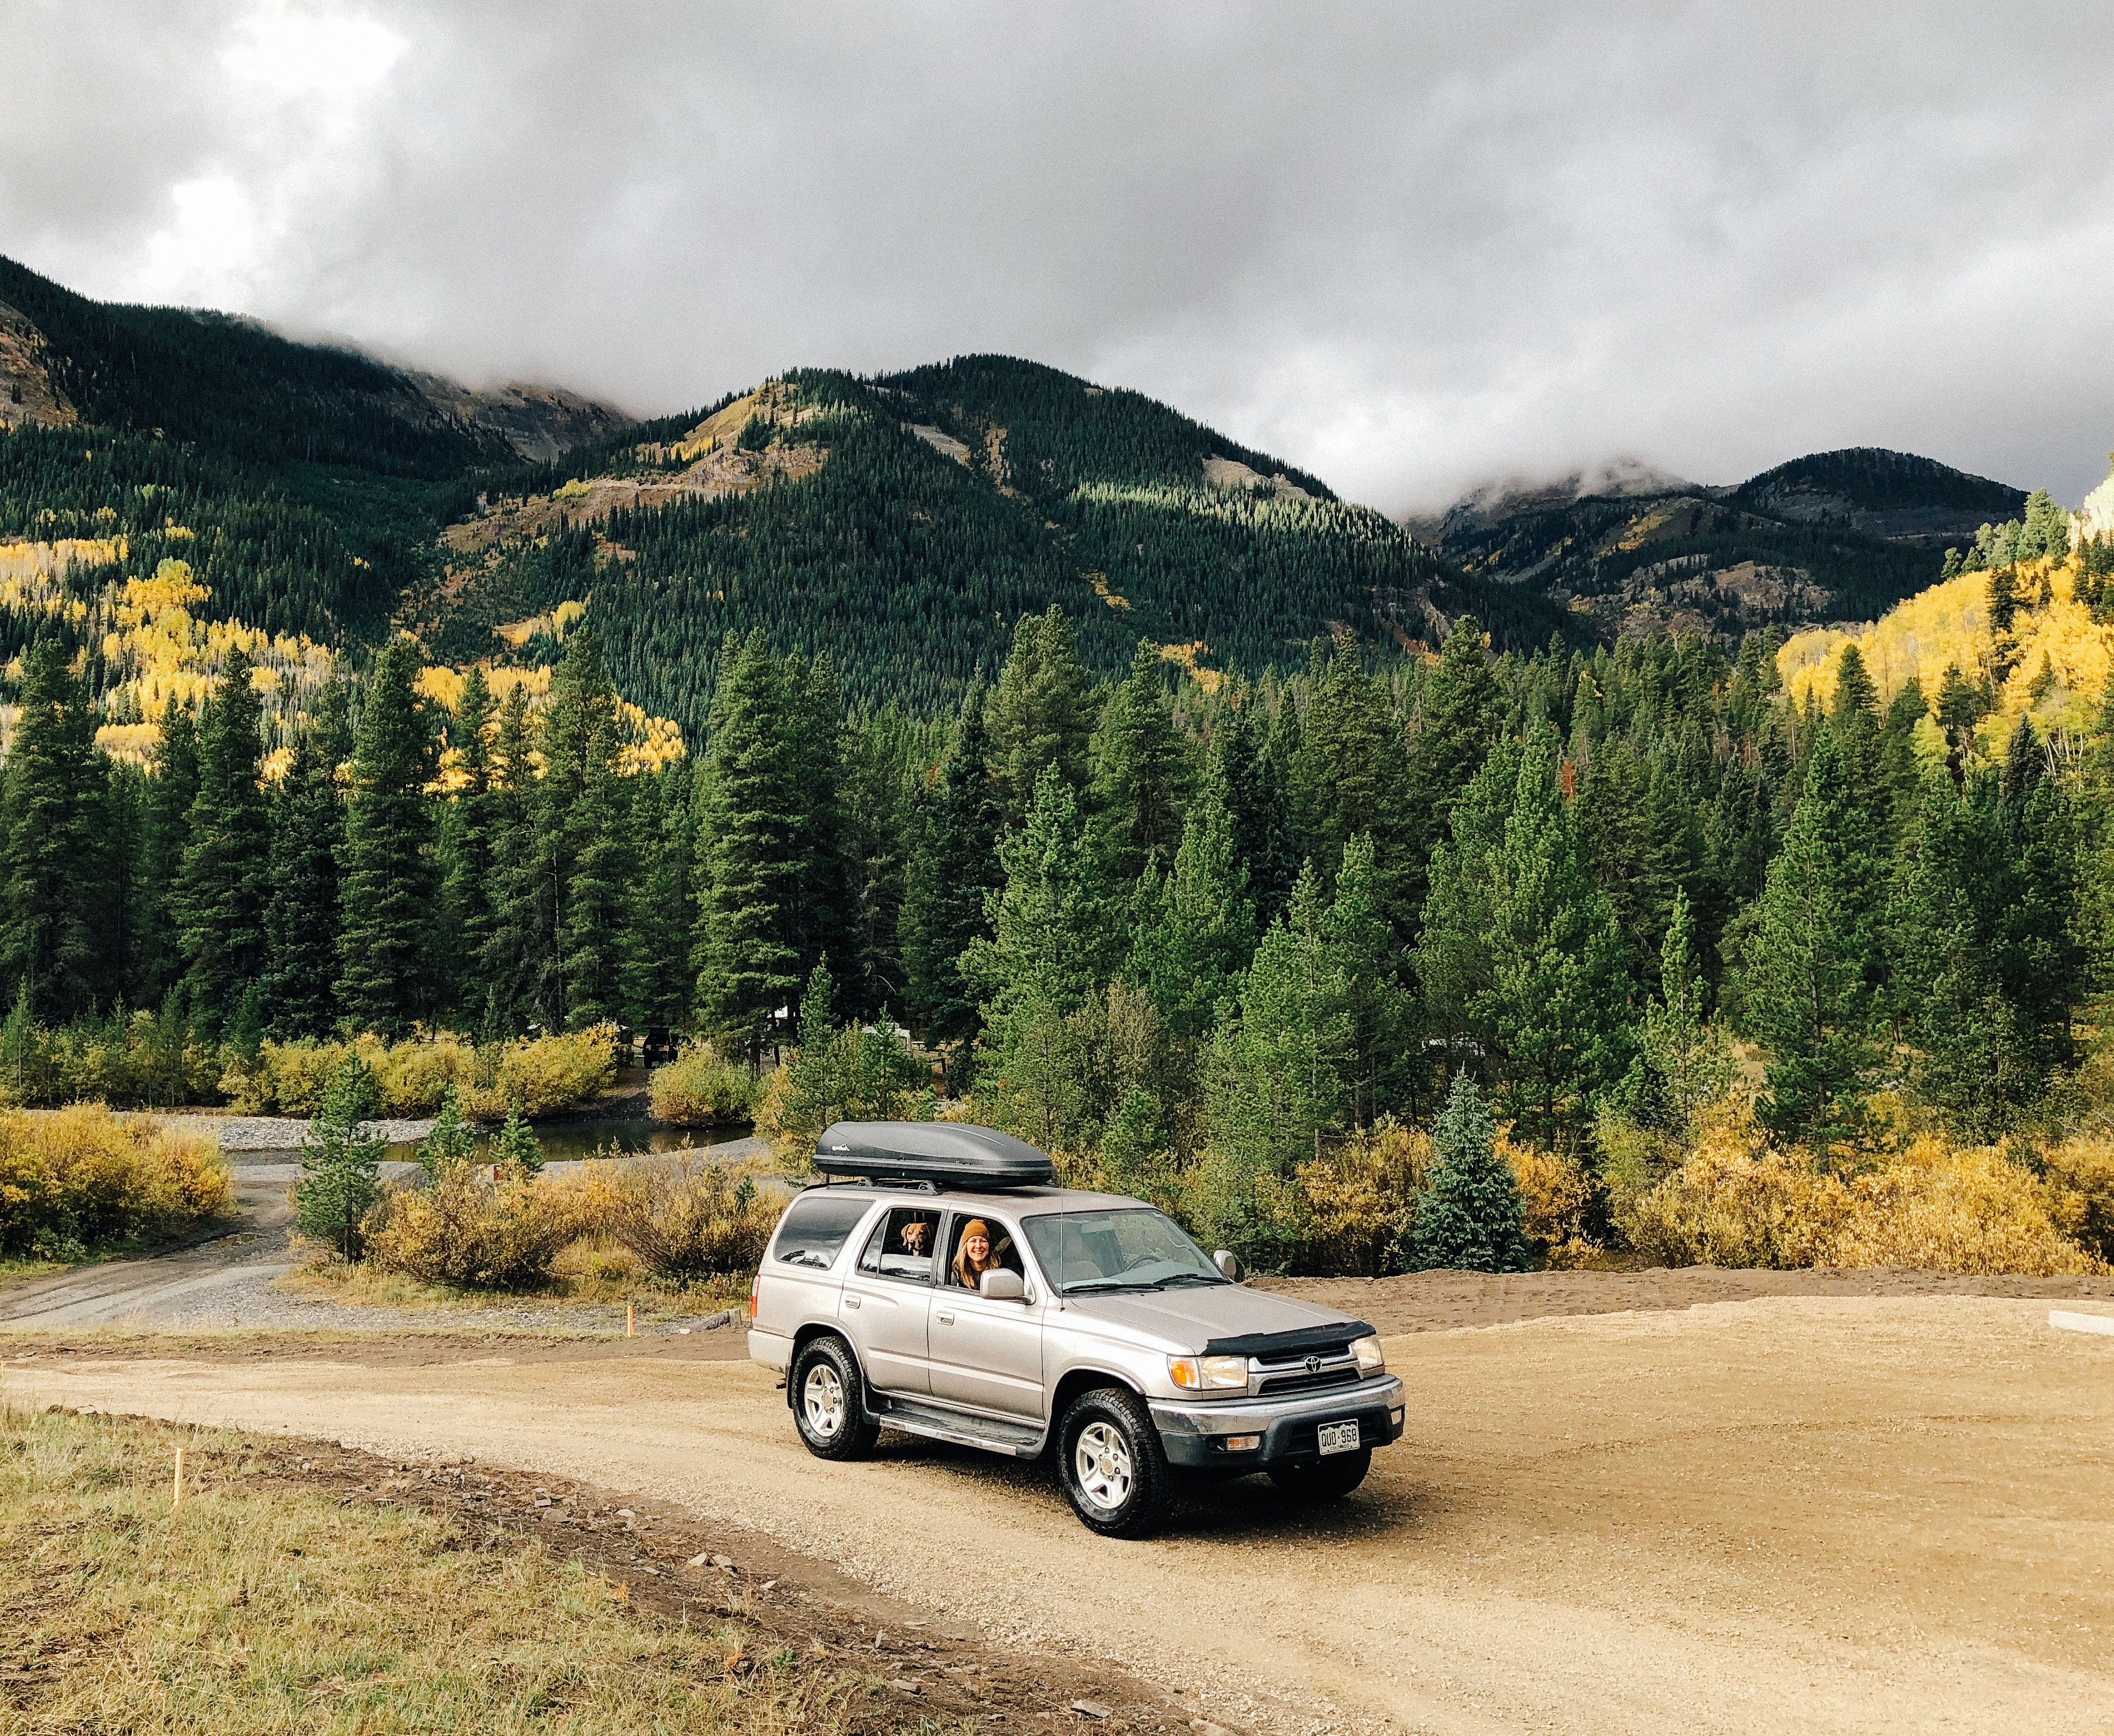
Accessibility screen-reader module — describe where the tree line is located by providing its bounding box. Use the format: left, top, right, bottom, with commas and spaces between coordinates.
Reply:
3, 573, 2106, 1187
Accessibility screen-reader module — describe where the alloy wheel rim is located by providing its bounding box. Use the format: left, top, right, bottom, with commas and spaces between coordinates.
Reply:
1073, 1420, 1133, 1510
804, 1364, 845, 1439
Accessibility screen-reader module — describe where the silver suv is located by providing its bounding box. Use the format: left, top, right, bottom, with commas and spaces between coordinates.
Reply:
748, 1121, 1405, 1537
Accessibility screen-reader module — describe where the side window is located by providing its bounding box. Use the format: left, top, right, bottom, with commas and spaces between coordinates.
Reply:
945, 1213, 1022, 1289
856, 1207, 940, 1282
770, 1194, 874, 1271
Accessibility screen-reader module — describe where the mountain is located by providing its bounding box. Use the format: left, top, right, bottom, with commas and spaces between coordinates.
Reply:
0, 259, 1580, 733
1417, 446, 2029, 639
420, 356, 1583, 724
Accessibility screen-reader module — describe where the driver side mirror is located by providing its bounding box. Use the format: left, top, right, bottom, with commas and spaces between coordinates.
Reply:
978, 1268, 1027, 1302
1213, 1249, 1242, 1281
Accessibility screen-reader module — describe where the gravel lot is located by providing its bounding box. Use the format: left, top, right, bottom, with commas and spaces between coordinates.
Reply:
11, 1294, 2113, 1733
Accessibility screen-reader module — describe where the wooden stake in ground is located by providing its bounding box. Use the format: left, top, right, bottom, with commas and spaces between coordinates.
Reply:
173, 1446, 185, 1511
626, 1302, 636, 1339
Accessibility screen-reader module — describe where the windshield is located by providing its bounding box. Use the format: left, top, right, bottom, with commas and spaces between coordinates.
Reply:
1023, 1209, 1227, 1295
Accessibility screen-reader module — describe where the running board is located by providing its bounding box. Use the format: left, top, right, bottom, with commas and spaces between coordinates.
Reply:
872, 1397, 1046, 1459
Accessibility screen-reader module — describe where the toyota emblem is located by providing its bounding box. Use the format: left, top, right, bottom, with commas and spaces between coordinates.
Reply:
1303, 1354, 1321, 1374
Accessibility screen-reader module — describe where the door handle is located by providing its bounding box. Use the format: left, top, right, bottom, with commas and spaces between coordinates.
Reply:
844, 1296, 862, 1309
935, 1310, 955, 1324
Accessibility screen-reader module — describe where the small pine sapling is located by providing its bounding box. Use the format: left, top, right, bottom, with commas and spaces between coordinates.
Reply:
1408, 1073, 1532, 1274
294, 1054, 386, 1261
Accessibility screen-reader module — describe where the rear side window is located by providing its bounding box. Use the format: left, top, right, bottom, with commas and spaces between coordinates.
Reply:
770, 1195, 873, 1271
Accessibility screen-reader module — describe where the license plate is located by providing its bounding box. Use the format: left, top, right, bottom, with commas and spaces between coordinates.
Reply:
1316, 1420, 1361, 1456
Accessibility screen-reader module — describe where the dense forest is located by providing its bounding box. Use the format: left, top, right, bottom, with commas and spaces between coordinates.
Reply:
9, 464, 2114, 1265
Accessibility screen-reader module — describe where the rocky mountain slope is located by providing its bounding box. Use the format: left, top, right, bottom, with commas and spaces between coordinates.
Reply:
1417, 447, 2028, 638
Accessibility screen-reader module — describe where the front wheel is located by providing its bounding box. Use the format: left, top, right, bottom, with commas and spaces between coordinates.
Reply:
1269, 1447, 1371, 1502
791, 1336, 879, 1461
1056, 1387, 1173, 1539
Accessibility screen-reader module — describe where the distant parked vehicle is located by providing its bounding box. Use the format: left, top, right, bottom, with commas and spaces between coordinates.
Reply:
748, 1121, 1404, 1538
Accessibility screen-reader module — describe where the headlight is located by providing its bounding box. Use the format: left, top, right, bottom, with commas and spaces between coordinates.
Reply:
1168, 1354, 1250, 1392
1351, 1334, 1385, 1377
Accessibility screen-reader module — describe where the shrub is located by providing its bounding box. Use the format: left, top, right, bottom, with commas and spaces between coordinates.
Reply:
1621, 1121, 2103, 1275
0, 1005, 223, 1111
0, 1104, 229, 1259
460, 1024, 618, 1121
595, 1155, 779, 1285
2045, 1138, 2114, 1264
1291, 1118, 1429, 1277
365, 1163, 585, 1289
1503, 1136, 1603, 1267
649, 1047, 758, 1126
369, 1033, 478, 1116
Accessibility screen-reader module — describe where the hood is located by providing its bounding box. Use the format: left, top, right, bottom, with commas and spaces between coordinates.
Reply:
1061, 1284, 1367, 1356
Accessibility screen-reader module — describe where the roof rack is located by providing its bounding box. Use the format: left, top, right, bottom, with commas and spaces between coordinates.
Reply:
814, 1121, 1055, 1189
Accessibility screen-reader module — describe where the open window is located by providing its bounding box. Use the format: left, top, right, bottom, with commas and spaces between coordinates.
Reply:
855, 1206, 942, 1284
944, 1213, 1023, 1290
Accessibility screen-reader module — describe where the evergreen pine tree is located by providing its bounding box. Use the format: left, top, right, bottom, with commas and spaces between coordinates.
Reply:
138, 697, 200, 1003
175, 646, 270, 1031
260, 678, 347, 1039
1290, 642, 1414, 926
0, 640, 112, 1021
621, 763, 696, 1036
694, 631, 807, 1058
1202, 698, 1295, 926
480, 683, 541, 1039
417, 1081, 479, 1180
440, 666, 498, 1023
1631, 886, 1737, 1143
1325, 832, 1417, 1128
294, 1053, 385, 1261
1089, 639, 1192, 889
902, 682, 1003, 1055
1402, 615, 1498, 911
335, 638, 438, 1037
984, 606, 1095, 826
1741, 728, 1884, 1140
1407, 1073, 1531, 1273
1128, 787, 1257, 1052
1482, 726, 1633, 1147
539, 626, 627, 1030
494, 1104, 543, 1175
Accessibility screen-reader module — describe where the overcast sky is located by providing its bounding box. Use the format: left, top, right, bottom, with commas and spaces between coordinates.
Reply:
6, 1, 2114, 514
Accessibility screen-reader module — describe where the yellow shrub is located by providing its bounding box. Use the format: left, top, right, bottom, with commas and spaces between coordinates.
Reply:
1293, 1118, 1429, 1277
590, 1155, 778, 1284
1503, 1135, 1602, 1266
1829, 1138, 2100, 1275
365, 1165, 586, 1290
648, 1047, 758, 1126
1623, 1123, 2103, 1275
2043, 1138, 2114, 1264
0, 1104, 230, 1257
366, 1033, 477, 1116
460, 1025, 618, 1121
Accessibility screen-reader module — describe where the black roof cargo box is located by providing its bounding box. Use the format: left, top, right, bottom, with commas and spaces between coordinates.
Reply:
814, 1121, 1055, 1188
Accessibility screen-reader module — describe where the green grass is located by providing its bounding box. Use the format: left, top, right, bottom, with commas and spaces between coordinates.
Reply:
0, 1406, 865, 1733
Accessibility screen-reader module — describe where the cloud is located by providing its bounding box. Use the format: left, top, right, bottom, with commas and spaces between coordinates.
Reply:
4, 1, 2114, 511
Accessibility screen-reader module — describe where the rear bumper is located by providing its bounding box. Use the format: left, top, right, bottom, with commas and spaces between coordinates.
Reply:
748, 1328, 794, 1374
1150, 1374, 1405, 1468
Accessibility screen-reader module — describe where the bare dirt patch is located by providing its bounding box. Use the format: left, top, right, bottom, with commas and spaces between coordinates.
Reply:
9, 1293, 2113, 1733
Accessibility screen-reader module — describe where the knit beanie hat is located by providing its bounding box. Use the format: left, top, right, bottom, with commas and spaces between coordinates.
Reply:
961, 1218, 991, 1244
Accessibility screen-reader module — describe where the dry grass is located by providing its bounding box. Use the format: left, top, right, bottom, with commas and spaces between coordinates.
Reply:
0, 1104, 229, 1262
0, 1404, 866, 1734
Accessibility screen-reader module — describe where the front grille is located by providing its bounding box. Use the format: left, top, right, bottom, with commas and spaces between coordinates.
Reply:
1254, 1364, 1361, 1397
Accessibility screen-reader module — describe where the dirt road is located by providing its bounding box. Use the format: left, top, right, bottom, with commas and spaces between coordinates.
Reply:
11, 1295, 2111, 1733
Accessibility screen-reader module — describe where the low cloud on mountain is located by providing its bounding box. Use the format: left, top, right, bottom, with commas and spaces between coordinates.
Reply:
6, 1, 2114, 513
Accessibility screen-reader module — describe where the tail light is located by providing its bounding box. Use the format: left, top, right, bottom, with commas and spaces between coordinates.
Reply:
748, 1274, 760, 1320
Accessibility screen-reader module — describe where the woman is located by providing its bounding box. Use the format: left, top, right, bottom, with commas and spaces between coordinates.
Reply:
952, 1218, 1009, 1289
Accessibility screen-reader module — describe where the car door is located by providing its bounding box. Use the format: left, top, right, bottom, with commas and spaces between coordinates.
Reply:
839, 1204, 941, 1395
927, 1210, 1047, 1419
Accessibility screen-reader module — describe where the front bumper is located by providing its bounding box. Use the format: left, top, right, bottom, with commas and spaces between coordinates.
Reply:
1149, 1373, 1405, 1468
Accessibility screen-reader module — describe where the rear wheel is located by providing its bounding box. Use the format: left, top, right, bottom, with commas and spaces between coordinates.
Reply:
791, 1336, 879, 1461
1269, 1447, 1371, 1502
1057, 1387, 1173, 1539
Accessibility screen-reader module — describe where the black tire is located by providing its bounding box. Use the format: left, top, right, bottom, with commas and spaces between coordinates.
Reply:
1056, 1387, 1174, 1539
790, 1336, 879, 1461
1269, 1447, 1371, 1502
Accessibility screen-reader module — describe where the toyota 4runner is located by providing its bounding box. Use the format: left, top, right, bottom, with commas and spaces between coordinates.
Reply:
748, 1120, 1406, 1537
